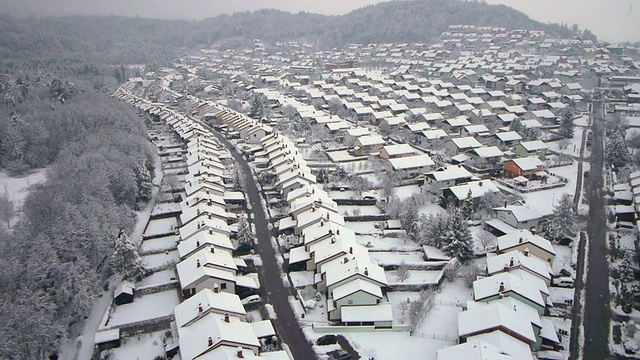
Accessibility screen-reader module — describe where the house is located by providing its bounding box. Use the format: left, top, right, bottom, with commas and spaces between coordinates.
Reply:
174, 287, 246, 328
495, 131, 523, 148
328, 278, 384, 321
387, 154, 435, 178
497, 229, 556, 263
177, 230, 235, 260
176, 247, 241, 298
114, 281, 135, 305
417, 129, 450, 148
422, 165, 474, 192
491, 203, 551, 231
513, 140, 548, 159
503, 157, 544, 179
353, 135, 386, 156
437, 340, 516, 360
441, 180, 500, 206
340, 303, 393, 328
458, 302, 537, 350
344, 127, 371, 146
176, 313, 260, 360
445, 136, 483, 154
379, 144, 418, 159
486, 250, 553, 285
473, 271, 549, 315
179, 216, 231, 242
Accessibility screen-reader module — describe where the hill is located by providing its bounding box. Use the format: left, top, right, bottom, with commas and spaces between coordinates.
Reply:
0, 0, 587, 69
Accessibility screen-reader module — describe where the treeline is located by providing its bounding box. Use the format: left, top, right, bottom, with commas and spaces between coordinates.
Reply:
0, 77, 155, 359
0, 0, 598, 71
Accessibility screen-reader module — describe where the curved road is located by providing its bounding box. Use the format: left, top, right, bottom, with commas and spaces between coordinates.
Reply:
208, 129, 317, 360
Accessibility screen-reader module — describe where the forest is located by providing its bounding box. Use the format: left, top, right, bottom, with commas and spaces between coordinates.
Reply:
0, 71, 155, 358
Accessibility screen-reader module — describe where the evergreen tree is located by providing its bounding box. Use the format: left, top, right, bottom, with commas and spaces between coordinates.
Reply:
559, 109, 575, 139
606, 130, 631, 169
441, 209, 475, 264
135, 164, 153, 203
236, 215, 254, 246
111, 229, 146, 281
545, 194, 577, 243
250, 95, 264, 118
461, 189, 474, 220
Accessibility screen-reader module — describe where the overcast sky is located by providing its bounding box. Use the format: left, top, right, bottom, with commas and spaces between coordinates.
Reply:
2, 0, 638, 43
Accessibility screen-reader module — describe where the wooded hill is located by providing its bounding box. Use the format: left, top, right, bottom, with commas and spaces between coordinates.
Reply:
0, 0, 592, 69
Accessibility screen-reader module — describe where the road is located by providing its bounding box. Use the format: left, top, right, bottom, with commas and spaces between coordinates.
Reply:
208, 130, 317, 360
581, 101, 611, 360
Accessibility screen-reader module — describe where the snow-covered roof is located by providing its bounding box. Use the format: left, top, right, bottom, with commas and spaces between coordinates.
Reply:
174, 289, 246, 328
382, 144, 416, 156
472, 146, 504, 158
509, 157, 544, 171
495, 131, 522, 142
497, 229, 556, 256
473, 271, 548, 308
389, 154, 435, 171
447, 180, 499, 200
486, 250, 553, 281
341, 303, 393, 323
437, 340, 515, 360
426, 165, 473, 182
467, 331, 533, 360
332, 278, 383, 301
517, 140, 548, 151
355, 135, 386, 147
458, 302, 536, 344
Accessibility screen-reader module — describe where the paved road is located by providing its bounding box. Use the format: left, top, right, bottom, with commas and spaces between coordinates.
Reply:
581, 101, 611, 360
208, 130, 317, 360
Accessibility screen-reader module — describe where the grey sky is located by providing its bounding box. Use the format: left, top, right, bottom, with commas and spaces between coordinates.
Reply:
2, 0, 638, 43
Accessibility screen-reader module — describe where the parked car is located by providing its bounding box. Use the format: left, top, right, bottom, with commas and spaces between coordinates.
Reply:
553, 277, 574, 288
236, 288, 257, 299
316, 334, 338, 346
327, 349, 350, 360
241, 294, 262, 306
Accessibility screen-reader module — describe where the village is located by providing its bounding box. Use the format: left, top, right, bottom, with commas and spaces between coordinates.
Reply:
94, 24, 640, 360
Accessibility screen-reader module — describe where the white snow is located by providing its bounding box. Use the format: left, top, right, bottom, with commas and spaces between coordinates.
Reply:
143, 217, 178, 237
265, 304, 278, 320
139, 235, 178, 253
136, 269, 177, 289
101, 290, 179, 328
100, 330, 167, 360
289, 271, 316, 288
142, 250, 180, 270
338, 205, 383, 216
386, 270, 442, 286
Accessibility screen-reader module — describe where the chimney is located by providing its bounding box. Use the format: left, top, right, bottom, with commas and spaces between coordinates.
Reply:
531, 228, 537, 235
479, 181, 483, 187
210, 247, 215, 253
509, 257, 514, 267
196, 259, 201, 268
350, 247, 353, 254
364, 267, 369, 276
208, 336, 213, 347
224, 314, 230, 323
237, 347, 244, 358
198, 303, 203, 313
331, 237, 336, 244
196, 240, 200, 247
320, 221, 324, 227
213, 283, 219, 293
523, 247, 530, 257
498, 282, 505, 293
337, 229, 340, 235
344, 257, 349, 263
518, 237, 523, 244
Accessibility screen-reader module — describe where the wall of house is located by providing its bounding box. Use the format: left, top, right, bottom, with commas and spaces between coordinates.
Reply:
503, 243, 553, 263
329, 291, 380, 320
189, 277, 235, 296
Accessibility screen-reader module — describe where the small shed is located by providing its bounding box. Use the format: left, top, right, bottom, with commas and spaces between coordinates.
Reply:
114, 281, 135, 305
94, 329, 121, 352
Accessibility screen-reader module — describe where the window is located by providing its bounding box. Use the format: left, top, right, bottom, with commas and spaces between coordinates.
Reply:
347, 300, 353, 305
220, 283, 227, 290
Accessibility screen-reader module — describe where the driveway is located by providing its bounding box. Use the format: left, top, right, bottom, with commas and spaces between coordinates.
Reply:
208, 130, 317, 360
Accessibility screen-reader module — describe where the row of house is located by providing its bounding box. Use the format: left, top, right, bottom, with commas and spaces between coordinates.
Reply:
254, 132, 394, 327
437, 229, 561, 359
115, 83, 289, 360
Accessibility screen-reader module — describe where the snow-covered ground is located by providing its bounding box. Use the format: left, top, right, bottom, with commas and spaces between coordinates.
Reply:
356, 234, 421, 251
143, 217, 178, 237
136, 269, 177, 289
0, 168, 47, 218
338, 205, 383, 216
142, 250, 180, 270
101, 290, 179, 329
139, 234, 178, 254
521, 162, 579, 215
100, 330, 168, 360
369, 251, 426, 265
386, 270, 442, 286
289, 271, 315, 288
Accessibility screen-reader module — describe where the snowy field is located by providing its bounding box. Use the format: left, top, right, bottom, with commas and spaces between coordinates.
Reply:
102, 290, 179, 328
151, 202, 181, 216
289, 271, 315, 288
356, 234, 421, 251
386, 270, 442, 286
346, 221, 381, 234
140, 234, 178, 254
143, 217, 178, 237
0, 168, 47, 208
338, 205, 383, 216
142, 250, 180, 270
369, 251, 426, 265
101, 330, 167, 360
136, 269, 177, 289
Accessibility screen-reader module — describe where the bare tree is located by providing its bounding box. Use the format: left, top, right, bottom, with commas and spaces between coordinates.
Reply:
396, 260, 411, 283
462, 264, 481, 288
476, 230, 497, 252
